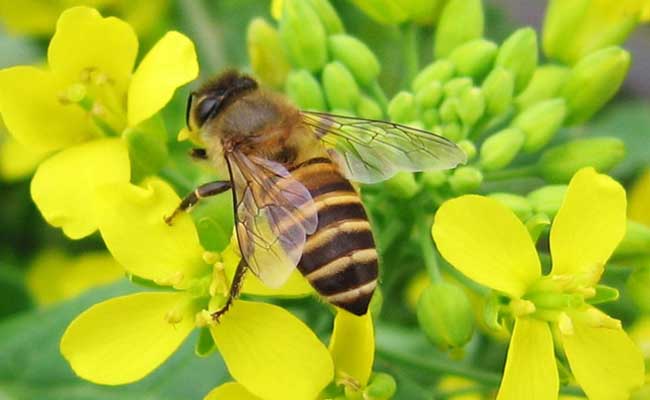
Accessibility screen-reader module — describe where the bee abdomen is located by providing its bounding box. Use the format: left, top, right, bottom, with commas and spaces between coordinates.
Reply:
293, 158, 378, 316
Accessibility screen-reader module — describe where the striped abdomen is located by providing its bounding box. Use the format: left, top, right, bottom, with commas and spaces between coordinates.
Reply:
291, 157, 378, 315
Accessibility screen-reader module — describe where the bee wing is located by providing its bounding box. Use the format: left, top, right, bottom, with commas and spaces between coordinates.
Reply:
301, 111, 467, 184
227, 151, 317, 288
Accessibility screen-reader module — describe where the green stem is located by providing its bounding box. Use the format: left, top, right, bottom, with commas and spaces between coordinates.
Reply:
369, 80, 389, 113
417, 215, 441, 282
402, 23, 419, 87
178, 0, 225, 74
483, 165, 538, 181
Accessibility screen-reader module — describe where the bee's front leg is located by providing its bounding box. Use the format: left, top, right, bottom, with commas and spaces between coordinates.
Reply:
164, 180, 232, 225
212, 258, 247, 322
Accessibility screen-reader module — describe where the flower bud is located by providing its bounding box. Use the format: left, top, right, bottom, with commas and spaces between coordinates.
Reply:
439, 98, 459, 124
457, 139, 476, 161
513, 98, 566, 153
124, 117, 168, 181
417, 281, 474, 349
348, 0, 408, 25
448, 38, 498, 81
415, 81, 444, 111
627, 266, 650, 313
364, 372, 397, 400
247, 18, 290, 89
515, 65, 570, 110
285, 69, 326, 110
322, 62, 360, 111
457, 87, 485, 128
449, 166, 483, 193
479, 127, 525, 171
561, 46, 630, 124
357, 95, 383, 120
537, 137, 625, 183
384, 172, 420, 199
421, 169, 448, 189
279, 0, 328, 72
481, 67, 514, 117
434, 0, 484, 59
308, 0, 344, 34
412, 60, 455, 92
443, 77, 472, 98
614, 221, 650, 258
441, 123, 462, 142
488, 193, 533, 220
527, 185, 567, 217
328, 34, 380, 86
388, 91, 417, 123
495, 27, 538, 93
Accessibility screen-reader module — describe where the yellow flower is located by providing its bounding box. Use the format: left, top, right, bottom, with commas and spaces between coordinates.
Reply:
0, 122, 48, 181
0, 6, 198, 239
433, 167, 645, 400
60, 177, 333, 400
629, 168, 650, 227
26, 249, 123, 306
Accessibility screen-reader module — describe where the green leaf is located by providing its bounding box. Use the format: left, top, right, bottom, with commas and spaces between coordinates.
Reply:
0, 262, 31, 318
0, 280, 228, 400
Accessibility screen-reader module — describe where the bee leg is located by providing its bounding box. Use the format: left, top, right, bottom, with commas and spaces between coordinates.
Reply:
212, 259, 247, 322
164, 180, 232, 225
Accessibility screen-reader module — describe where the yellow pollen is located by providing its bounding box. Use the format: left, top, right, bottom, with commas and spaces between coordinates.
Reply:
511, 299, 536, 317
558, 312, 574, 335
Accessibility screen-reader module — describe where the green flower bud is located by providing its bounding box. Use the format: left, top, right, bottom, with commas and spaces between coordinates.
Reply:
357, 95, 383, 120
441, 122, 462, 142
513, 98, 567, 153
364, 372, 397, 400
515, 65, 570, 110
412, 60, 455, 92
322, 62, 360, 111
457, 87, 485, 128
488, 193, 533, 220
388, 91, 417, 123
449, 166, 483, 193
561, 47, 630, 124
537, 137, 625, 183
369, 287, 383, 318
328, 34, 380, 86
439, 98, 459, 124
279, 0, 328, 72
434, 0, 484, 59
525, 213, 550, 243
443, 77, 472, 98
421, 109, 440, 128
307, 0, 344, 34
285, 69, 326, 110
527, 185, 567, 217
448, 38, 498, 81
615, 221, 650, 258
415, 81, 444, 111
481, 67, 514, 117
627, 266, 650, 313
495, 28, 538, 93
349, 0, 408, 25
421, 169, 447, 189
247, 18, 290, 89
457, 139, 476, 161
479, 127, 525, 171
384, 171, 420, 199
417, 282, 474, 349
124, 116, 168, 181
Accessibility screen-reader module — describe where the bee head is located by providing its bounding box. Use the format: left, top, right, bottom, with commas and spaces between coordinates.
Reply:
186, 70, 258, 130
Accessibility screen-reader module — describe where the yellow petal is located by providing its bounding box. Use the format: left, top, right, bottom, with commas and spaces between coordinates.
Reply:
0, 127, 48, 181
432, 195, 541, 298
204, 382, 261, 400
48, 6, 138, 95
221, 243, 313, 297
210, 300, 334, 400
329, 310, 374, 387
629, 168, 650, 227
550, 168, 626, 283
26, 250, 123, 306
561, 308, 645, 400
0, 66, 93, 153
496, 318, 558, 400
127, 31, 198, 126
94, 177, 208, 288
60, 291, 197, 385
30, 138, 130, 239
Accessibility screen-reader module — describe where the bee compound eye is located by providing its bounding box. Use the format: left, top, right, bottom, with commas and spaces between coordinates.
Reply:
197, 96, 221, 126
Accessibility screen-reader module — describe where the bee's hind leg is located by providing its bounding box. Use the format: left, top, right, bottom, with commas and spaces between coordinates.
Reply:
164, 180, 232, 225
212, 258, 247, 322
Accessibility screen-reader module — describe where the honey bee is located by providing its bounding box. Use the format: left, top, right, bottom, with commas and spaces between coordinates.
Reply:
166, 70, 466, 318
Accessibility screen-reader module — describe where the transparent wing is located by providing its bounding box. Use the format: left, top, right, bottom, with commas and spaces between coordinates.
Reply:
227, 151, 317, 288
301, 111, 467, 183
